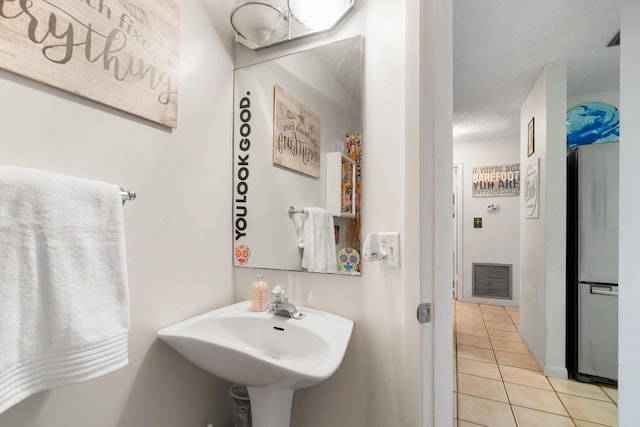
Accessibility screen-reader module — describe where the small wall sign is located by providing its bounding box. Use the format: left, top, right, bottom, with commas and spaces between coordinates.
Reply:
525, 158, 540, 219
472, 163, 520, 197
273, 84, 321, 178
474, 218, 483, 229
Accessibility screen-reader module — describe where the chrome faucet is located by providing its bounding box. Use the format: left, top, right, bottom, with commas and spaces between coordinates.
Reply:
269, 285, 305, 320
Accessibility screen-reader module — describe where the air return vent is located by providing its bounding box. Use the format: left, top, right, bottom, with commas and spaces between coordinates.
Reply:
472, 263, 512, 299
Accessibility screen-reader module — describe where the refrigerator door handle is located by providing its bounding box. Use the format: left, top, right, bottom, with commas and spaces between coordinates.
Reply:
590, 288, 619, 297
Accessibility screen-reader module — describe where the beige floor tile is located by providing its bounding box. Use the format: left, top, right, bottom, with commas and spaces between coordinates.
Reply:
484, 320, 518, 332
548, 377, 610, 401
490, 338, 529, 355
458, 345, 496, 363
511, 406, 575, 427
453, 372, 457, 392
458, 373, 508, 403
456, 306, 482, 316
480, 304, 507, 313
559, 393, 618, 426
457, 394, 516, 427
456, 311, 484, 322
457, 357, 502, 381
457, 324, 489, 337
494, 350, 539, 371
457, 306, 482, 315
457, 316, 485, 327
504, 383, 568, 416
487, 329, 523, 342
455, 300, 621, 427
573, 420, 612, 427
599, 384, 618, 403
482, 313, 513, 323
457, 333, 493, 349
456, 309, 483, 318
498, 365, 552, 390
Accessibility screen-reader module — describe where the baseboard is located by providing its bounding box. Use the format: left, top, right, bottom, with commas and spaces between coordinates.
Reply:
519, 326, 568, 379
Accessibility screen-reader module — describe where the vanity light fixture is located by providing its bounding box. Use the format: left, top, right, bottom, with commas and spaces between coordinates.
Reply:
230, 1, 289, 48
230, 0, 355, 50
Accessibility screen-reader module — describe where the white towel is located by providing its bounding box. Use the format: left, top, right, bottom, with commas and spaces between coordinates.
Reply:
291, 212, 306, 249
0, 166, 130, 414
300, 207, 337, 273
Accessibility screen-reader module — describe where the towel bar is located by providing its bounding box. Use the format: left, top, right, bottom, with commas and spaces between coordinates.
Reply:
120, 188, 136, 205
288, 206, 307, 216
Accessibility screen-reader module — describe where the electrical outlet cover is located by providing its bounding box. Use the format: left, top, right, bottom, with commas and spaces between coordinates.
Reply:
379, 232, 400, 268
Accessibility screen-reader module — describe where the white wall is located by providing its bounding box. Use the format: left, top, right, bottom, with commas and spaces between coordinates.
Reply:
618, 0, 640, 423
0, 0, 237, 425
232, 0, 432, 425
453, 137, 521, 306
568, 90, 619, 110
519, 62, 568, 378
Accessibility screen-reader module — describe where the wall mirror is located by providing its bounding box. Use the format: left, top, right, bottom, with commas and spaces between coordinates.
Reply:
233, 35, 363, 275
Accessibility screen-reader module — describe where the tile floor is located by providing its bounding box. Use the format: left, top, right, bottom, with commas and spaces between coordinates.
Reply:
453, 300, 618, 426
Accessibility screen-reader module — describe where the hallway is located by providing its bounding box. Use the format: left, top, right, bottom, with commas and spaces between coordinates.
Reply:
453, 300, 618, 426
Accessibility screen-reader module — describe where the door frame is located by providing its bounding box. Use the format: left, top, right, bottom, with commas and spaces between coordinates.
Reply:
420, 0, 454, 425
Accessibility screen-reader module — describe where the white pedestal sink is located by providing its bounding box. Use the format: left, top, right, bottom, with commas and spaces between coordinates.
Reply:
157, 301, 354, 427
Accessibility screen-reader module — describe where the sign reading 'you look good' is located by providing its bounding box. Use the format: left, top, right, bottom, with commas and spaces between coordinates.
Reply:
0, 0, 180, 128
472, 163, 520, 197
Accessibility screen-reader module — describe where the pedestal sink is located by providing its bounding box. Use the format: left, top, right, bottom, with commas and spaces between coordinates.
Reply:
157, 301, 354, 427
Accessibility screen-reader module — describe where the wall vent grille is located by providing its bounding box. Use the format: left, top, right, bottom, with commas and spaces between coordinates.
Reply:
472, 263, 512, 299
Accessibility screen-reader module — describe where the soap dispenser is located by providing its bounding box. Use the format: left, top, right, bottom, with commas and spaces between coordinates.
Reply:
250, 274, 268, 312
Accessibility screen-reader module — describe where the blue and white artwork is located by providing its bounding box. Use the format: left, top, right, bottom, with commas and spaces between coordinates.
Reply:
567, 102, 620, 149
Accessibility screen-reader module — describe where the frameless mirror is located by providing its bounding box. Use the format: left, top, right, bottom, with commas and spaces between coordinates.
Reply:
232, 35, 363, 275
230, 0, 355, 50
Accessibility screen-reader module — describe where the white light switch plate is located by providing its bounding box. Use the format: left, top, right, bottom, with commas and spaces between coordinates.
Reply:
379, 232, 400, 268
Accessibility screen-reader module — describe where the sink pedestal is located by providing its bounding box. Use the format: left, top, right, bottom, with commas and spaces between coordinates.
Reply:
247, 385, 294, 427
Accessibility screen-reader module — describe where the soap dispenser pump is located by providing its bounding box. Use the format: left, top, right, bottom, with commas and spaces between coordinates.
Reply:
250, 274, 268, 312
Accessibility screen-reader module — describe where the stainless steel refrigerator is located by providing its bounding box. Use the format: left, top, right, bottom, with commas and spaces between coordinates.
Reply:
566, 142, 619, 384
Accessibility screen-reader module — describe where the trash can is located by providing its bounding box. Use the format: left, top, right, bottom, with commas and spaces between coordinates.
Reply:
229, 385, 252, 427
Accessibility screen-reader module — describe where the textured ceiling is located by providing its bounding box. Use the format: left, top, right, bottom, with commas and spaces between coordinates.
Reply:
453, 0, 621, 142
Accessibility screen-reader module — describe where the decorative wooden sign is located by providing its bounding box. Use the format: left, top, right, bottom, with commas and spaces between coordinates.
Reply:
273, 84, 321, 178
0, 0, 180, 128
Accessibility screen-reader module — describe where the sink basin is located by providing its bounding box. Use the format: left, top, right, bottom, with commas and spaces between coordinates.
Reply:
157, 301, 354, 427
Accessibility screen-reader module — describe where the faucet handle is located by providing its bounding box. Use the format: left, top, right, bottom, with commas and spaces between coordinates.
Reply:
272, 284, 286, 303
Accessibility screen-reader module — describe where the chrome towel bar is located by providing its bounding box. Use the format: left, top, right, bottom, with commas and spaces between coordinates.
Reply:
120, 188, 136, 205
288, 206, 306, 216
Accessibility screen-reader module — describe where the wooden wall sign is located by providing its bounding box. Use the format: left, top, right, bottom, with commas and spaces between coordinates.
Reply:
273, 84, 321, 178
0, 0, 180, 128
